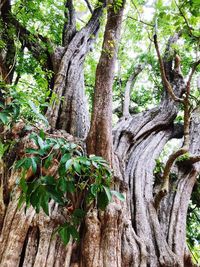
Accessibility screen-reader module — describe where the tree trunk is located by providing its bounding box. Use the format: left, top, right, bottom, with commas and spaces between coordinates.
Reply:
0, 3, 199, 267
1, 64, 198, 267
46, 3, 106, 138
87, 0, 125, 163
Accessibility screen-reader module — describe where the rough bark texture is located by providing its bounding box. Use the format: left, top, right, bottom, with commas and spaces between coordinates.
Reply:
0, 2, 199, 267
0, 65, 199, 267
46, 2, 106, 138
87, 0, 125, 163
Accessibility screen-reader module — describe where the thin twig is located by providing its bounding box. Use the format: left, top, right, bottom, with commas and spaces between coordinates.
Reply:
127, 16, 154, 27
174, 0, 197, 39
83, 0, 93, 14
186, 59, 200, 95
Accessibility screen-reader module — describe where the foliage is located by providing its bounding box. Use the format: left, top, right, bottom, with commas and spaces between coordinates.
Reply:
15, 131, 124, 244
0, 85, 48, 126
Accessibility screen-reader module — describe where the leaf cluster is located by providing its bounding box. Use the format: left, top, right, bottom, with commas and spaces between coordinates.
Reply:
0, 86, 48, 127
16, 130, 124, 245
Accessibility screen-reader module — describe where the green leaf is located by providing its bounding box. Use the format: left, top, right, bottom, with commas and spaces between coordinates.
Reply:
103, 186, 112, 202
0, 102, 4, 108
58, 178, 75, 193
46, 185, 64, 205
65, 180, 75, 193
44, 155, 53, 169
68, 225, 79, 241
0, 112, 9, 124
39, 129, 45, 140
65, 159, 73, 171
40, 191, 50, 215
60, 153, 71, 164
69, 143, 77, 149
78, 156, 91, 166
25, 148, 45, 156
42, 175, 56, 185
28, 100, 49, 125
58, 164, 66, 176
16, 157, 33, 171
59, 225, 70, 245
90, 184, 99, 197
15, 158, 27, 169
23, 158, 32, 170
18, 194, 26, 209
111, 190, 125, 201
73, 161, 81, 174
89, 155, 107, 163
19, 177, 28, 193
30, 189, 41, 213
73, 209, 86, 219
31, 157, 38, 174
37, 135, 45, 149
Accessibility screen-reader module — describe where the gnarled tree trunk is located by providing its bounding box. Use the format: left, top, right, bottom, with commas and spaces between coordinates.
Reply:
46, 1, 106, 138
0, 1, 199, 267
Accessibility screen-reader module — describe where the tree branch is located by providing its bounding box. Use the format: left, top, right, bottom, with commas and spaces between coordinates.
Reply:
153, 34, 198, 209
127, 16, 154, 27
85, 0, 106, 33
174, 0, 198, 39
153, 34, 184, 103
9, 16, 51, 69
123, 63, 144, 116
83, 0, 93, 14
186, 58, 200, 95
62, 0, 76, 47
163, 32, 182, 79
0, 0, 16, 84
86, 0, 125, 164
0, 0, 9, 12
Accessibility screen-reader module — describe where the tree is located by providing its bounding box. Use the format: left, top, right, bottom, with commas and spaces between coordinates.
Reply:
0, 0, 200, 266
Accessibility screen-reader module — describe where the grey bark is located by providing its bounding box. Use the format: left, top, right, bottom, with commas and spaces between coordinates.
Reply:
122, 63, 144, 117
46, 2, 106, 138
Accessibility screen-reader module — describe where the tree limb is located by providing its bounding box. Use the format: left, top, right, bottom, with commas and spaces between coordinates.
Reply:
83, 0, 93, 14
0, 0, 9, 12
163, 32, 182, 79
9, 16, 51, 69
186, 58, 200, 95
185, 155, 200, 165
123, 63, 144, 116
174, 0, 199, 39
153, 34, 199, 210
127, 16, 154, 27
62, 0, 76, 47
153, 34, 184, 103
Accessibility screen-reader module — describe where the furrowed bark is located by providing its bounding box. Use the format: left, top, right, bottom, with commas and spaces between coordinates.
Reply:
0, 2, 199, 265
46, 1, 106, 138
87, 0, 126, 163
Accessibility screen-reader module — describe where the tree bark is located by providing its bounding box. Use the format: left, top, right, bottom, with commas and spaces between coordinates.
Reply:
0, 3, 199, 266
87, 0, 126, 163
122, 63, 144, 117
46, 2, 106, 138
